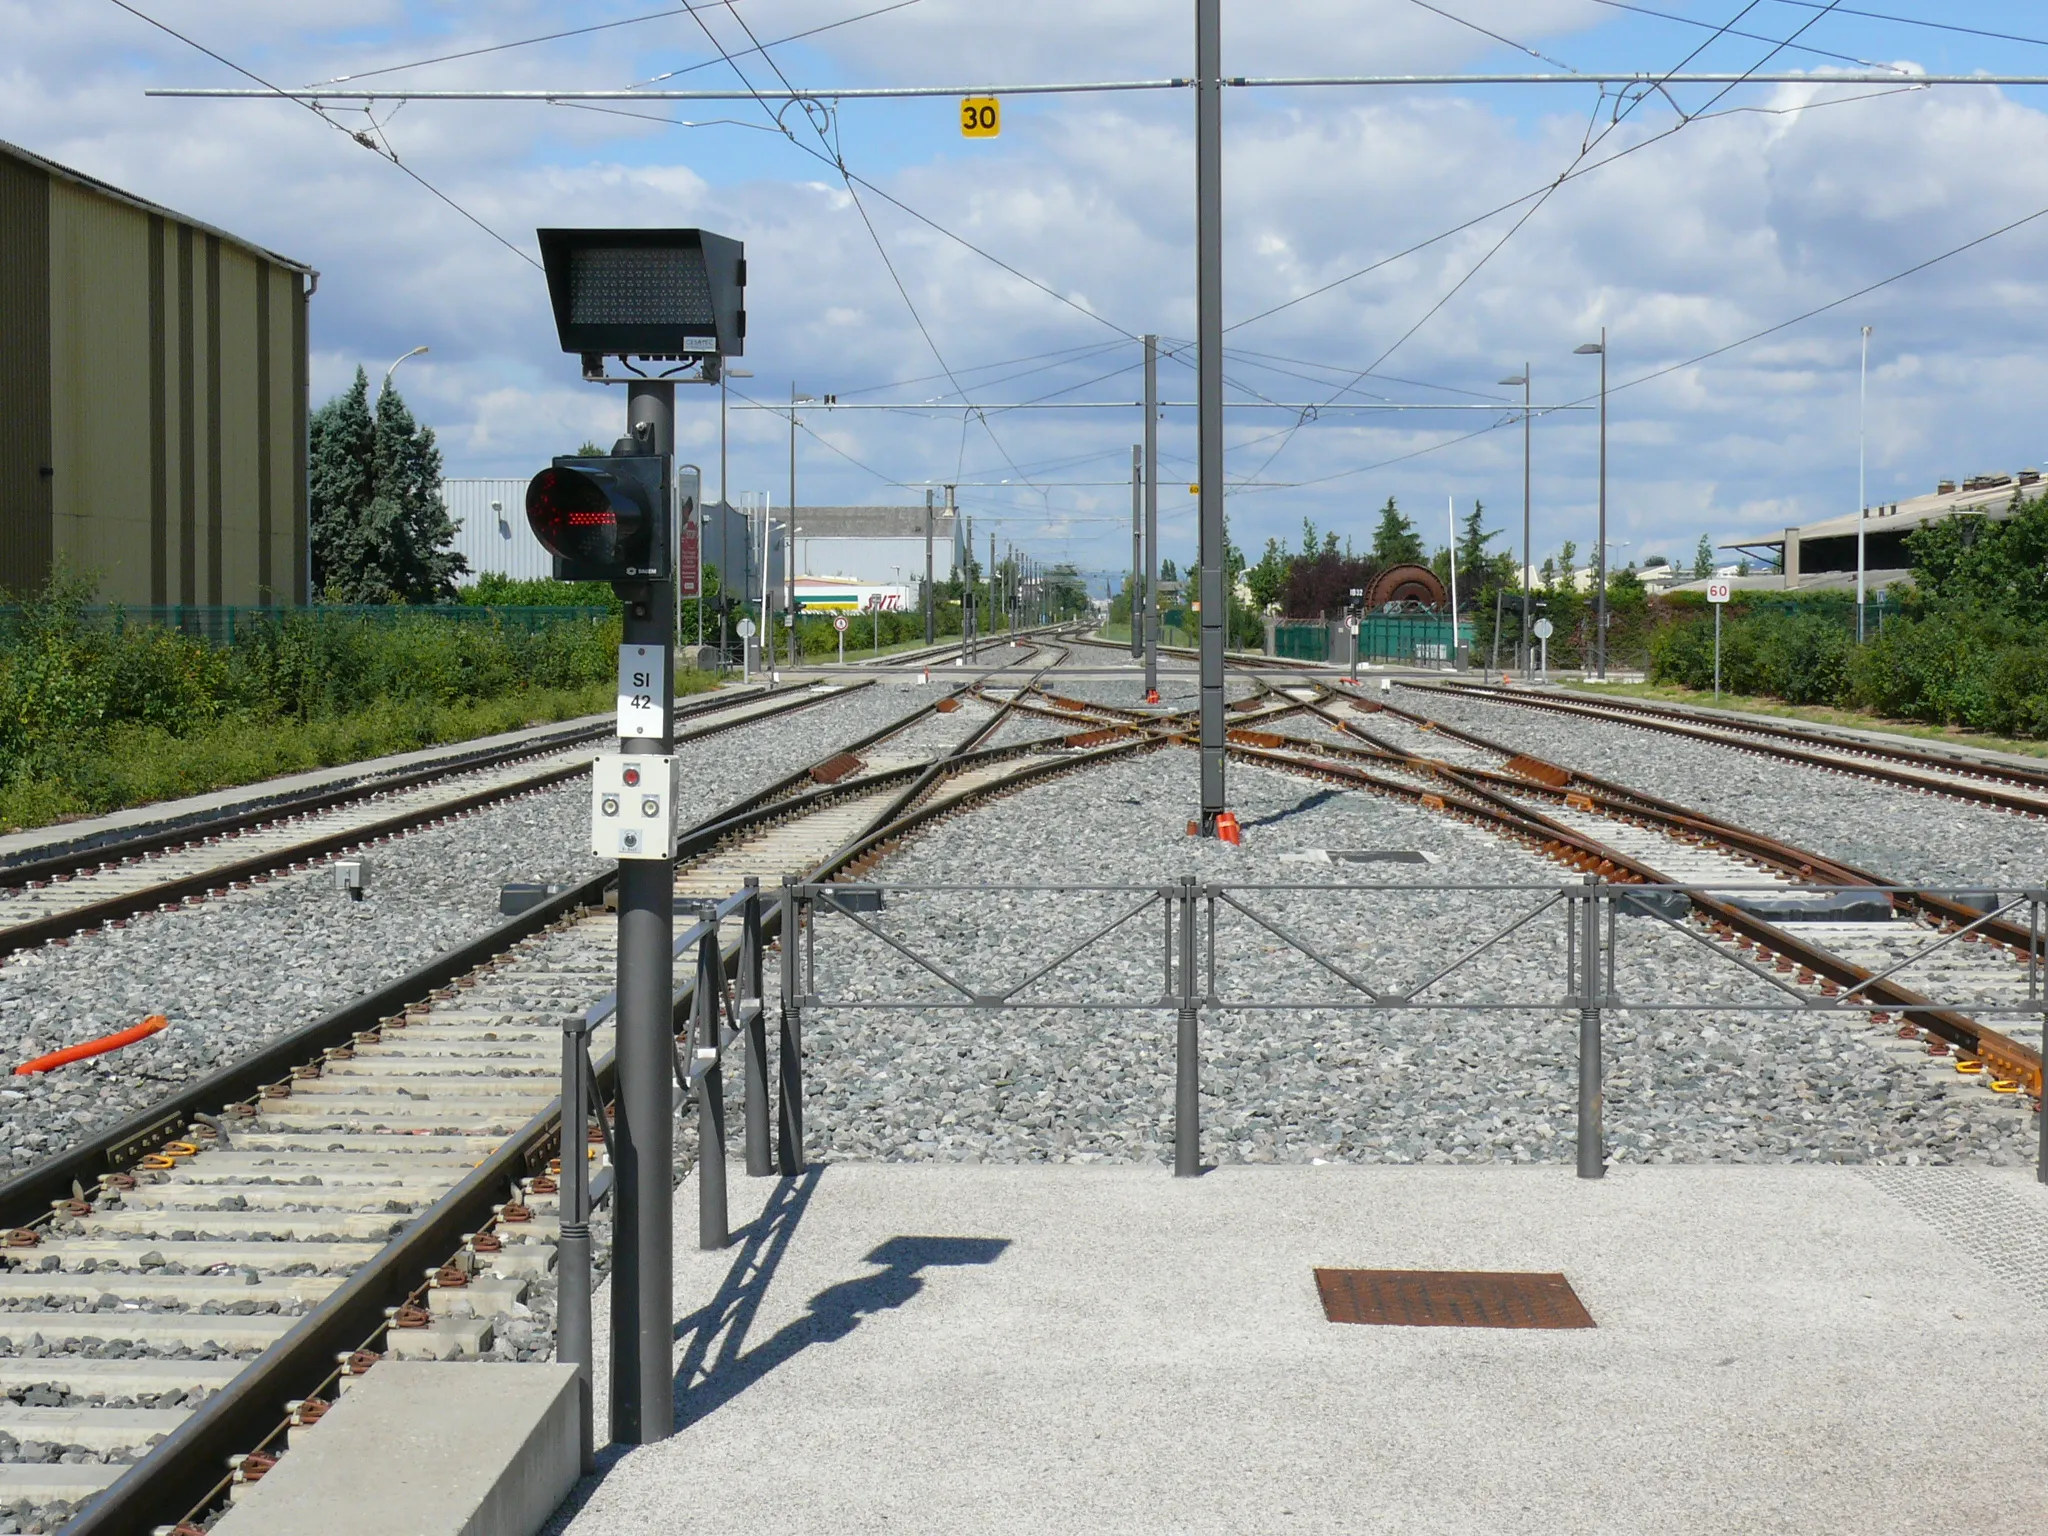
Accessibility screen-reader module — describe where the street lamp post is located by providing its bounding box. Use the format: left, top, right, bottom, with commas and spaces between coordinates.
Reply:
785, 387, 815, 672
383, 344, 428, 393
1500, 366, 1531, 677
715, 368, 753, 649
1857, 325, 1872, 642
1574, 331, 1608, 680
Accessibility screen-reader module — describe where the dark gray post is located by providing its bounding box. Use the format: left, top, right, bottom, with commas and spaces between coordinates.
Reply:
1520, 366, 1531, 677
693, 902, 729, 1250
1576, 876, 1606, 1180
776, 877, 807, 1175
924, 489, 936, 646
557, 1012, 594, 1472
1144, 333, 1159, 698
611, 379, 675, 1446
1174, 875, 1201, 1177
741, 877, 771, 1177
1130, 445, 1143, 659
1195, 2, 1226, 827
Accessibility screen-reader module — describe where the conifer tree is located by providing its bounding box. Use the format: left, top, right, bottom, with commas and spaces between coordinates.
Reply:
309, 367, 467, 603
1370, 496, 1424, 566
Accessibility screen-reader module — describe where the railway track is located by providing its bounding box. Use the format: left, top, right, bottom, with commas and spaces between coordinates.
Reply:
0, 643, 1173, 1534
0, 682, 868, 961
1405, 679, 2048, 817
1223, 683, 2044, 1101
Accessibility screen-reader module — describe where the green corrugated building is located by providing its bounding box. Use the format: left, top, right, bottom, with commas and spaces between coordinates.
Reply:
0, 137, 315, 605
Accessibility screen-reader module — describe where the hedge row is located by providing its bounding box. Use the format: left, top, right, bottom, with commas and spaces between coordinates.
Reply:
1649, 608, 2048, 738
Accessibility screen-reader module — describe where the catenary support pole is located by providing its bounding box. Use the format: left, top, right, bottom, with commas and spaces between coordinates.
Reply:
557, 1011, 593, 1472
1857, 324, 1871, 643
612, 379, 677, 1445
925, 489, 936, 646
1195, 0, 1226, 830
1595, 328, 1608, 681
1144, 332, 1159, 698
1520, 366, 1531, 676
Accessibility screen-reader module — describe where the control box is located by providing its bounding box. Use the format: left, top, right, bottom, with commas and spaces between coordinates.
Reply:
591, 753, 676, 861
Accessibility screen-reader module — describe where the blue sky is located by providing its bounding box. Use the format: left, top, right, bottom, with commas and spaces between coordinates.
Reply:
14, 2, 2048, 585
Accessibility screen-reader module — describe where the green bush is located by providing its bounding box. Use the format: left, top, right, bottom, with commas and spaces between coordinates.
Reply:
0, 573, 654, 827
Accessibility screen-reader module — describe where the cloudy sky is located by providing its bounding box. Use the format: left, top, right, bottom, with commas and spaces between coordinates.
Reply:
11, 2, 2048, 584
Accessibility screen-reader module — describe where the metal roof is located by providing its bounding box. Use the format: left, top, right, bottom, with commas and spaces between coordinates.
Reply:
0, 136, 317, 280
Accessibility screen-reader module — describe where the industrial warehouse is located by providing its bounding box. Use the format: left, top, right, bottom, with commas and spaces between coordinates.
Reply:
0, 138, 313, 608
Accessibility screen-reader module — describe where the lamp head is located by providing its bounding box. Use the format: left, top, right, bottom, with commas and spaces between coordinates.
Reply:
1574, 343, 1603, 356
1498, 375, 1527, 386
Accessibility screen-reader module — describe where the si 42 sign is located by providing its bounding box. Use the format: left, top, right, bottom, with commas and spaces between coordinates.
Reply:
617, 644, 666, 739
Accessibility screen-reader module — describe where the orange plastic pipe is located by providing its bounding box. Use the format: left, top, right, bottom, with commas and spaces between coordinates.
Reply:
15, 1015, 169, 1076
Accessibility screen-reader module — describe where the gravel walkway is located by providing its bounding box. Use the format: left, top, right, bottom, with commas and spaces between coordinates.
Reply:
784, 746, 2033, 1169
0, 683, 935, 1179
1401, 686, 2048, 889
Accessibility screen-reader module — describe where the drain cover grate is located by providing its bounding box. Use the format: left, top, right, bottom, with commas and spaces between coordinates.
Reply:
1315, 1268, 1595, 1329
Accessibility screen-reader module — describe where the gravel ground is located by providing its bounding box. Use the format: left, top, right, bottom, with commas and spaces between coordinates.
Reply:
1399, 685, 2048, 890
0, 683, 936, 1179
779, 746, 2034, 1169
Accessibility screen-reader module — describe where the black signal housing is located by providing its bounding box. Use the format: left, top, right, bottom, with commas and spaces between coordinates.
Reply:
525, 455, 670, 583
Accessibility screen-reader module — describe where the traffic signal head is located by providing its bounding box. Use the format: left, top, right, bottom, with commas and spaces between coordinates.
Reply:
525, 455, 670, 583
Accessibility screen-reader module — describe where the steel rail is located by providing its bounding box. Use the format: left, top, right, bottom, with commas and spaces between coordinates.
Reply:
1255, 696, 2043, 1094
0, 684, 873, 959
1402, 680, 2048, 814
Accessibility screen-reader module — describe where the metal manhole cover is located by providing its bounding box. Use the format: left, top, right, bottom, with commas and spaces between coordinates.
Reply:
1315, 1268, 1595, 1329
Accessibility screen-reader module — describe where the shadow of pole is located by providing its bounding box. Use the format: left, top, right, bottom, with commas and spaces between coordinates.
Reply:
674, 1188, 1010, 1426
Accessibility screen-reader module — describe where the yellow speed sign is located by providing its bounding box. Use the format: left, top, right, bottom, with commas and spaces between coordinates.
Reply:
960, 96, 1000, 138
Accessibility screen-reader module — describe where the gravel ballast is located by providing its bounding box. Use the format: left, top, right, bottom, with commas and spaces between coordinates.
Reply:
783, 745, 2034, 1169
1401, 684, 2048, 889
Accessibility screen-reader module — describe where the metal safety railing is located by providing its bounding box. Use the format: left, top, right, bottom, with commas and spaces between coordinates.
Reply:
771, 877, 2047, 1187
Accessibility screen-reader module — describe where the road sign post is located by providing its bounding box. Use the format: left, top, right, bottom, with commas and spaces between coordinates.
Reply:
1707, 580, 1732, 700
737, 615, 756, 683
834, 612, 848, 666
1532, 615, 1553, 678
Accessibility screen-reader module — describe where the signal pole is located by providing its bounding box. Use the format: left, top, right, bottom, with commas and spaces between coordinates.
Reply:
1195, 0, 1227, 829
614, 378, 677, 1446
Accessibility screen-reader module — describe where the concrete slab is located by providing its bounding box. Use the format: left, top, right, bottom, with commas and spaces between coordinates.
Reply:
560, 1162, 2048, 1536
213, 1362, 580, 1536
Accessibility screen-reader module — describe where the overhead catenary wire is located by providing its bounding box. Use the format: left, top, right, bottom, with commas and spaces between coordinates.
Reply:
109, 0, 542, 271
1235, 1, 1850, 487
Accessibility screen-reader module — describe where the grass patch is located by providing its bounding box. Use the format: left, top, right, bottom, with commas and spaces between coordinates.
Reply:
1566, 679, 2048, 760
0, 671, 722, 833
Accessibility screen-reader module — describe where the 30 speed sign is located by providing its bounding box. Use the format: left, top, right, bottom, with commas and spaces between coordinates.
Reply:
960, 96, 1000, 137
1706, 580, 1732, 604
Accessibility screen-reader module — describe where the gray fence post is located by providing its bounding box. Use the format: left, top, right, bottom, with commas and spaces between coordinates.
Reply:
693, 903, 729, 1249
740, 877, 772, 1178
777, 877, 807, 1176
1575, 875, 1607, 1180
557, 1010, 595, 1472
1175, 875, 1201, 1178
